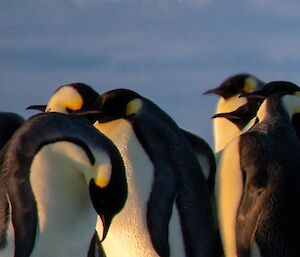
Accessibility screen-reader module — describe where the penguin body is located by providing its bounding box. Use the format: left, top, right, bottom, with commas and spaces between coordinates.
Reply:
204, 74, 264, 152
216, 87, 300, 257
0, 112, 24, 149
94, 89, 214, 257
0, 112, 127, 257
28, 83, 215, 190
182, 130, 216, 194
28, 83, 216, 256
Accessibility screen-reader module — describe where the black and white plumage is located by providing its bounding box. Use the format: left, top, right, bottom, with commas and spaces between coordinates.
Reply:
204, 74, 265, 152
0, 112, 127, 257
27, 83, 215, 191
93, 88, 214, 257
216, 82, 300, 257
28, 83, 216, 256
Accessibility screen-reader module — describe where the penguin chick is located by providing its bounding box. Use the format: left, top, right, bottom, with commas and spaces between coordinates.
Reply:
0, 112, 127, 257
93, 88, 215, 257
216, 87, 300, 257
204, 73, 265, 152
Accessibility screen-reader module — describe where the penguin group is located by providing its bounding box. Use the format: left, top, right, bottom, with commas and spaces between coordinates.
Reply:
0, 74, 299, 257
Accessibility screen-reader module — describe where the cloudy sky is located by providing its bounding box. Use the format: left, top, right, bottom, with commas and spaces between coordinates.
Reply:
1, 0, 300, 145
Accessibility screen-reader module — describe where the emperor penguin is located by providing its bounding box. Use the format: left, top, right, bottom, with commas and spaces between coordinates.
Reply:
28, 83, 216, 256
0, 112, 127, 257
0, 112, 24, 149
27, 83, 216, 192
216, 81, 300, 257
203, 73, 265, 152
93, 88, 214, 257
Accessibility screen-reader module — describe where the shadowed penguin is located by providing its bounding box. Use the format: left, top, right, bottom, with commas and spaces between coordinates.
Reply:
92, 88, 214, 257
0, 112, 24, 149
216, 82, 300, 257
204, 74, 265, 152
0, 112, 127, 257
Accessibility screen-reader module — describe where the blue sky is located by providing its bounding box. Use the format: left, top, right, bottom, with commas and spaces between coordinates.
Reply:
1, 0, 300, 145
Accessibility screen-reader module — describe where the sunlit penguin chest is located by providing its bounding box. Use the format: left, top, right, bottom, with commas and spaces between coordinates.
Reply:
95, 119, 159, 257
214, 96, 247, 152
28, 142, 97, 257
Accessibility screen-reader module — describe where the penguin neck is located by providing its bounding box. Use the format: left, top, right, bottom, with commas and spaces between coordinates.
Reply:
29, 141, 97, 256
257, 95, 297, 123
214, 95, 247, 152
94, 119, 160, 257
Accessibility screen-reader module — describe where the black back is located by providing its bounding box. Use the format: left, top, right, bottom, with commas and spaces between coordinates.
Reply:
132, 98, 214, 257
0, 112, 24, 149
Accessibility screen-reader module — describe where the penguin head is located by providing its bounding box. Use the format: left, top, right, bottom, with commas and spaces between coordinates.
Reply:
203, 73, 265, 99
27, 82, 100, 115
254, 85, 300, 123
87, 146, 127, 241
211, 100, 260, 130
95, 88, 143, 122
240, 81, 300, 100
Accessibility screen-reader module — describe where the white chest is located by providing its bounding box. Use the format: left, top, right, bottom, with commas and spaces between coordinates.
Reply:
214, 96, 247, 152
95, 119, 159, 257
29, 142, 97, 257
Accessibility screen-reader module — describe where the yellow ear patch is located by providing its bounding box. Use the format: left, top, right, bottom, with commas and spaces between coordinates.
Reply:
126, 98, 143, 116
95, 163, 112, 188
64, 97, 83, 112
294, 91, 300, 97
244, 77, 258, 93
46, 86, 84, 113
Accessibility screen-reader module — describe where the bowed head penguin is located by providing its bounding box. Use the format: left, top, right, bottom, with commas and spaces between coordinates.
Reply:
0, 112, 127, 257
204, 74, 265, 152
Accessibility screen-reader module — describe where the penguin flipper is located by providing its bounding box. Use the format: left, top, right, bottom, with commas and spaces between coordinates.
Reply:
175, 160, 215, 257
147, 161, 178, 257
181, 129, 216, 194
0, 131, 38, 256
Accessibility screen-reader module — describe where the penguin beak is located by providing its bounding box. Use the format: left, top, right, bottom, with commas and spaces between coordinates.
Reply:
239, 91, 266, 101
212, 101, 260, 121
26, 105, 47, 112
203, 87, 223, 96
211, 112, 241, 120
